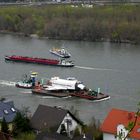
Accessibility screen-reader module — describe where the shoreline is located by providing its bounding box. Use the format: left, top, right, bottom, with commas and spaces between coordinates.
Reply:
0, 31, 136, 45
0, 5, 139, 45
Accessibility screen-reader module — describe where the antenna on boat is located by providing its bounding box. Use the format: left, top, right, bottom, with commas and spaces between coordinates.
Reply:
41, 79, 44, 85
97, 88, 100, 94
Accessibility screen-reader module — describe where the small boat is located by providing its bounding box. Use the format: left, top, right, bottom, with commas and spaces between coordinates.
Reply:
15, 72, 38, 89
49, 48, 71, 58
5, 55, 74, 67
70, 89, 110, 101
16, 81, 33, 89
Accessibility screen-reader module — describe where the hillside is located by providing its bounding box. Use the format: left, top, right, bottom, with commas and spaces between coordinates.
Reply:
0, 4, 140, 44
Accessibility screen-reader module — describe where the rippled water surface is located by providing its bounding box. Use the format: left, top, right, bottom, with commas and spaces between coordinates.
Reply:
0, 34, 140, 123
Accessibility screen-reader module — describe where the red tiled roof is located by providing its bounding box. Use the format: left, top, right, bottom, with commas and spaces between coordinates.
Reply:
100, 108, 140, 139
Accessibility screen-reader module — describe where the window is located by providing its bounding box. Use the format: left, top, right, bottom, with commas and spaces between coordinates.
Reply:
3, 110, 8, 114
137, 128, 140, 133
11, 107, 16, 112
65, 119, 72, 126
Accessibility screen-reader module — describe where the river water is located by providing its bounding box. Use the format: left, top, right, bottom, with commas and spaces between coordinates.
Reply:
0, 34, 140, 124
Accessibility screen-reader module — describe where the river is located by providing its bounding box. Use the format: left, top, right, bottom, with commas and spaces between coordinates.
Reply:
0, 34, 140, 124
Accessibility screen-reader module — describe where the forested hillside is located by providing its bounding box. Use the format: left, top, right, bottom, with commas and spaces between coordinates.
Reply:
0, 4, 140, 43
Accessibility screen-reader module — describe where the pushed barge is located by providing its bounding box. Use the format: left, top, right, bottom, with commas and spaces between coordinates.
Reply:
32, 89, 71, 98
32, 88, 110, 101
31, 76, 110, 101
5, 55, 74, 67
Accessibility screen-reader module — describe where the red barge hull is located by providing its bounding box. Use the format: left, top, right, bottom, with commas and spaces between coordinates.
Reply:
70, 92, 110, 101
5, 55, 74, 67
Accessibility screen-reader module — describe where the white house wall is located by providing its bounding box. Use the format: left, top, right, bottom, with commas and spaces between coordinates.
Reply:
103, 133, 116, 140
57, 113, 81, 134
103, 133, 137, 140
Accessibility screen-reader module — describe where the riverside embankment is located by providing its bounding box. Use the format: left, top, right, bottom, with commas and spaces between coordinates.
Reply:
0, 4, 140, 44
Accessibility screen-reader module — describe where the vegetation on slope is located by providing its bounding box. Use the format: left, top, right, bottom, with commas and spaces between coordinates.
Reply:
0, 4, 140, 44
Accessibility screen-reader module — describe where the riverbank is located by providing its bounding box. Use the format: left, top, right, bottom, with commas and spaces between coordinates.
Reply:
0, 30, 135, 45
0, 4, 139, 44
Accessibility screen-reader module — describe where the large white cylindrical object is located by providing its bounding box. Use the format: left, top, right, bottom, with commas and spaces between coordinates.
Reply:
49, 77, 86, 90
50, 77, 77, 90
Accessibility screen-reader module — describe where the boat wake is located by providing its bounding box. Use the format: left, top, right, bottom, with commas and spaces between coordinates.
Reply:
0, 80, 16, 87
20, 90, 32, 94
92, 96, 111, 102
62, 96, 72, 99
41, 96, 58, 99
75, 66, 117, 71
41, 96, 71, 99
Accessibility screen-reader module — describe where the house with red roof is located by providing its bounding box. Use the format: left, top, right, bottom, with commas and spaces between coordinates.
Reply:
100, 108, 140, 140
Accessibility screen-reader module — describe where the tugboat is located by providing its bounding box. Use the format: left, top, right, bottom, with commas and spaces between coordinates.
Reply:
15, 72, 38, 89
5, 55, 74, 67
49, 48, 71, 58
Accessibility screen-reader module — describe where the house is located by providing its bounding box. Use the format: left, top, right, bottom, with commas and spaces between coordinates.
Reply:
30, 104, 83, 138
0, 99, 17, 131
100, 108, 140, 140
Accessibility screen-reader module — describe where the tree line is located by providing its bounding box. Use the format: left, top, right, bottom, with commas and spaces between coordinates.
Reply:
0, 4, 140, 44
